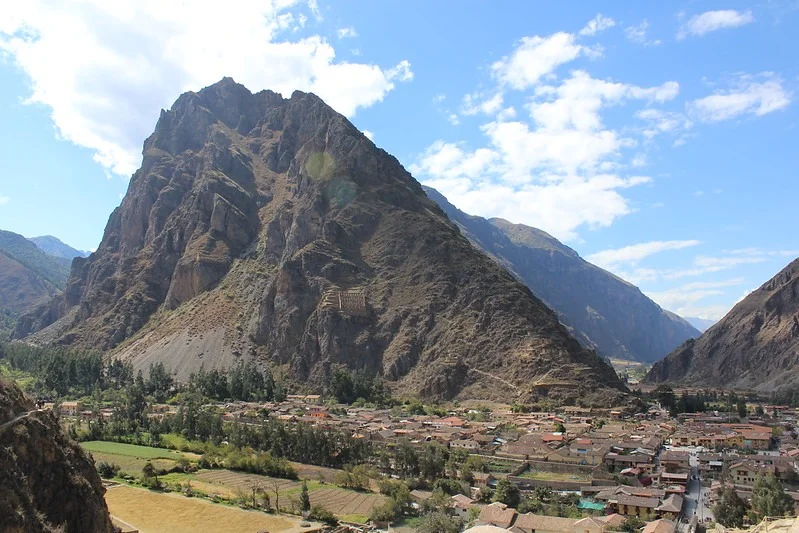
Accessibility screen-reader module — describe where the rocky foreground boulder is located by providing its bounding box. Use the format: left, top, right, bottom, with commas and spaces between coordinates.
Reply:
16, 78, 625, 405
0, 379, 114, 532
646, 257, 799, 391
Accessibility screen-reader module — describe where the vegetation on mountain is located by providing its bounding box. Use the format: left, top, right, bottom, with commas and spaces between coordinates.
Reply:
0, 229, 71, 288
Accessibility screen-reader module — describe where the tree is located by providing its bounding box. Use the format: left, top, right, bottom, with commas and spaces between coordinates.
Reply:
142, 461, 160, 489
272, 479, 282, 512
415, 511, 462, 533
751, 474, 793, 519
714, 487, 748, 528
299, 480, 311, 513
737, 399, 748, 419
309, 505, 338, 526
555, 423, 566, 433
493, 478, 521, 508
654, 385, 676, 412
370, 499, 400, 524
619, 516, 645, 532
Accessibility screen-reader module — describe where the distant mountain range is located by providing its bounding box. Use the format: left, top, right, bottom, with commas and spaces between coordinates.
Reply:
683, 317, 717, 333
28, 235, 89, 260
0, 230, 85, 337
646, 257, 799, 392
424, 187, 700, 363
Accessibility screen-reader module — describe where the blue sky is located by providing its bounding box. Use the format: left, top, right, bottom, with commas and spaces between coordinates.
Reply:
1, 1, 797, 322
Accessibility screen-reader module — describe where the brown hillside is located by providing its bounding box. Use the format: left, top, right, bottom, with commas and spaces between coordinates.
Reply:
646, 257, 799, 391
16, 78, 625, 404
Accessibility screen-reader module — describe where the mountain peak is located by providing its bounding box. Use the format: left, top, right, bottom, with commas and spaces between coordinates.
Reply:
15, 79, 626, 405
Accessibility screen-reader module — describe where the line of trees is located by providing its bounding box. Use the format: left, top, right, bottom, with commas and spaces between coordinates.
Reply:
0, 341, 289, 404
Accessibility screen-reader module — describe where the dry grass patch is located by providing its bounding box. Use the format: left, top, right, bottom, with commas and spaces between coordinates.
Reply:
105, 485, 319, 533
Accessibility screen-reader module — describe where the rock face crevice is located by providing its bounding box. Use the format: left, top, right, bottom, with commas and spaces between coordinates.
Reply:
646, 257, 799, 391
0, 379, 114, 533
17, 78, 625, 404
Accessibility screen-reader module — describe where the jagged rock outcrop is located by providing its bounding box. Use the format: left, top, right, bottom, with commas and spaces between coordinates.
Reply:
424, 187, 699, 363
16, 78, 626, 404
0, 379, 114, 532
646, 257, 799, 391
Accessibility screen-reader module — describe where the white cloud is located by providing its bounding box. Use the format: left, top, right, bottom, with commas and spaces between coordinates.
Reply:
579, 14, 616, 36
587, 240, 702, 270
529, 71, 679, 132
678, 10, 754, 39
411, 141, 498, 181
421, 174, 653, 242
625, 20, 661, 46
362, 130, 374, 141
635, 108, 693, 139
672, 304, 733, 321
491, 32, 586, 90
0, 195, 8, 205
646, 279, 746, 320
336, 26, 357, 38
0, 1, 412, 177
614, 249, 794, 286
481, 119, 627, 177
631, 154, 647, 167
412, 26, 686, 241
447, 113, 460, 126
433, 93, 446, 103
462, 92, 504, 116
689, 73, 791, 122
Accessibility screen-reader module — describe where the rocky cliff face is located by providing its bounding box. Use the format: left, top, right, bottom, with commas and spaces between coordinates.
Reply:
16, 78, 625, 404
424, 187, 699, 363
646, 257, 799, 391
0, 379, 114, 532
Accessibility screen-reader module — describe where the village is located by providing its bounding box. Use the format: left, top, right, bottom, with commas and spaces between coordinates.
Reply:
50, 392, 799, 533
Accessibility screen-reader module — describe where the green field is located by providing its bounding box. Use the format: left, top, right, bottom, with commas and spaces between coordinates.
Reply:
80, 441, 198, 475
519, 470, 589, 482
82, 441, 187, 459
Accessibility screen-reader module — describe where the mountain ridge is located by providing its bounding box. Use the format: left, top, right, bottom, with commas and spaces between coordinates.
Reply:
423, 186, 700, 363
15, 77, 626, 405
0, 230, 72, 336
29, 235, 90, 260
645, 257, 799, 391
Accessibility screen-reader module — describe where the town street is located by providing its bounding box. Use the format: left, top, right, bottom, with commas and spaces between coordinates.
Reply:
681, 451, 715, 524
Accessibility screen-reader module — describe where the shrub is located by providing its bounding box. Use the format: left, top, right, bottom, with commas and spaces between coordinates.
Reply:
309, 505, 338, 526
96, 461, 120, 479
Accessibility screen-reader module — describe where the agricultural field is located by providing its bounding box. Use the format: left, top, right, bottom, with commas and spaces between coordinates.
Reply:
518, 469, 590, 482
196, 469, 302, 498
289, 461, 345, 484
307, 487, 387, 523
80, 441, 199, 475
105, 485, 321, 533
194, 469, 387, 522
